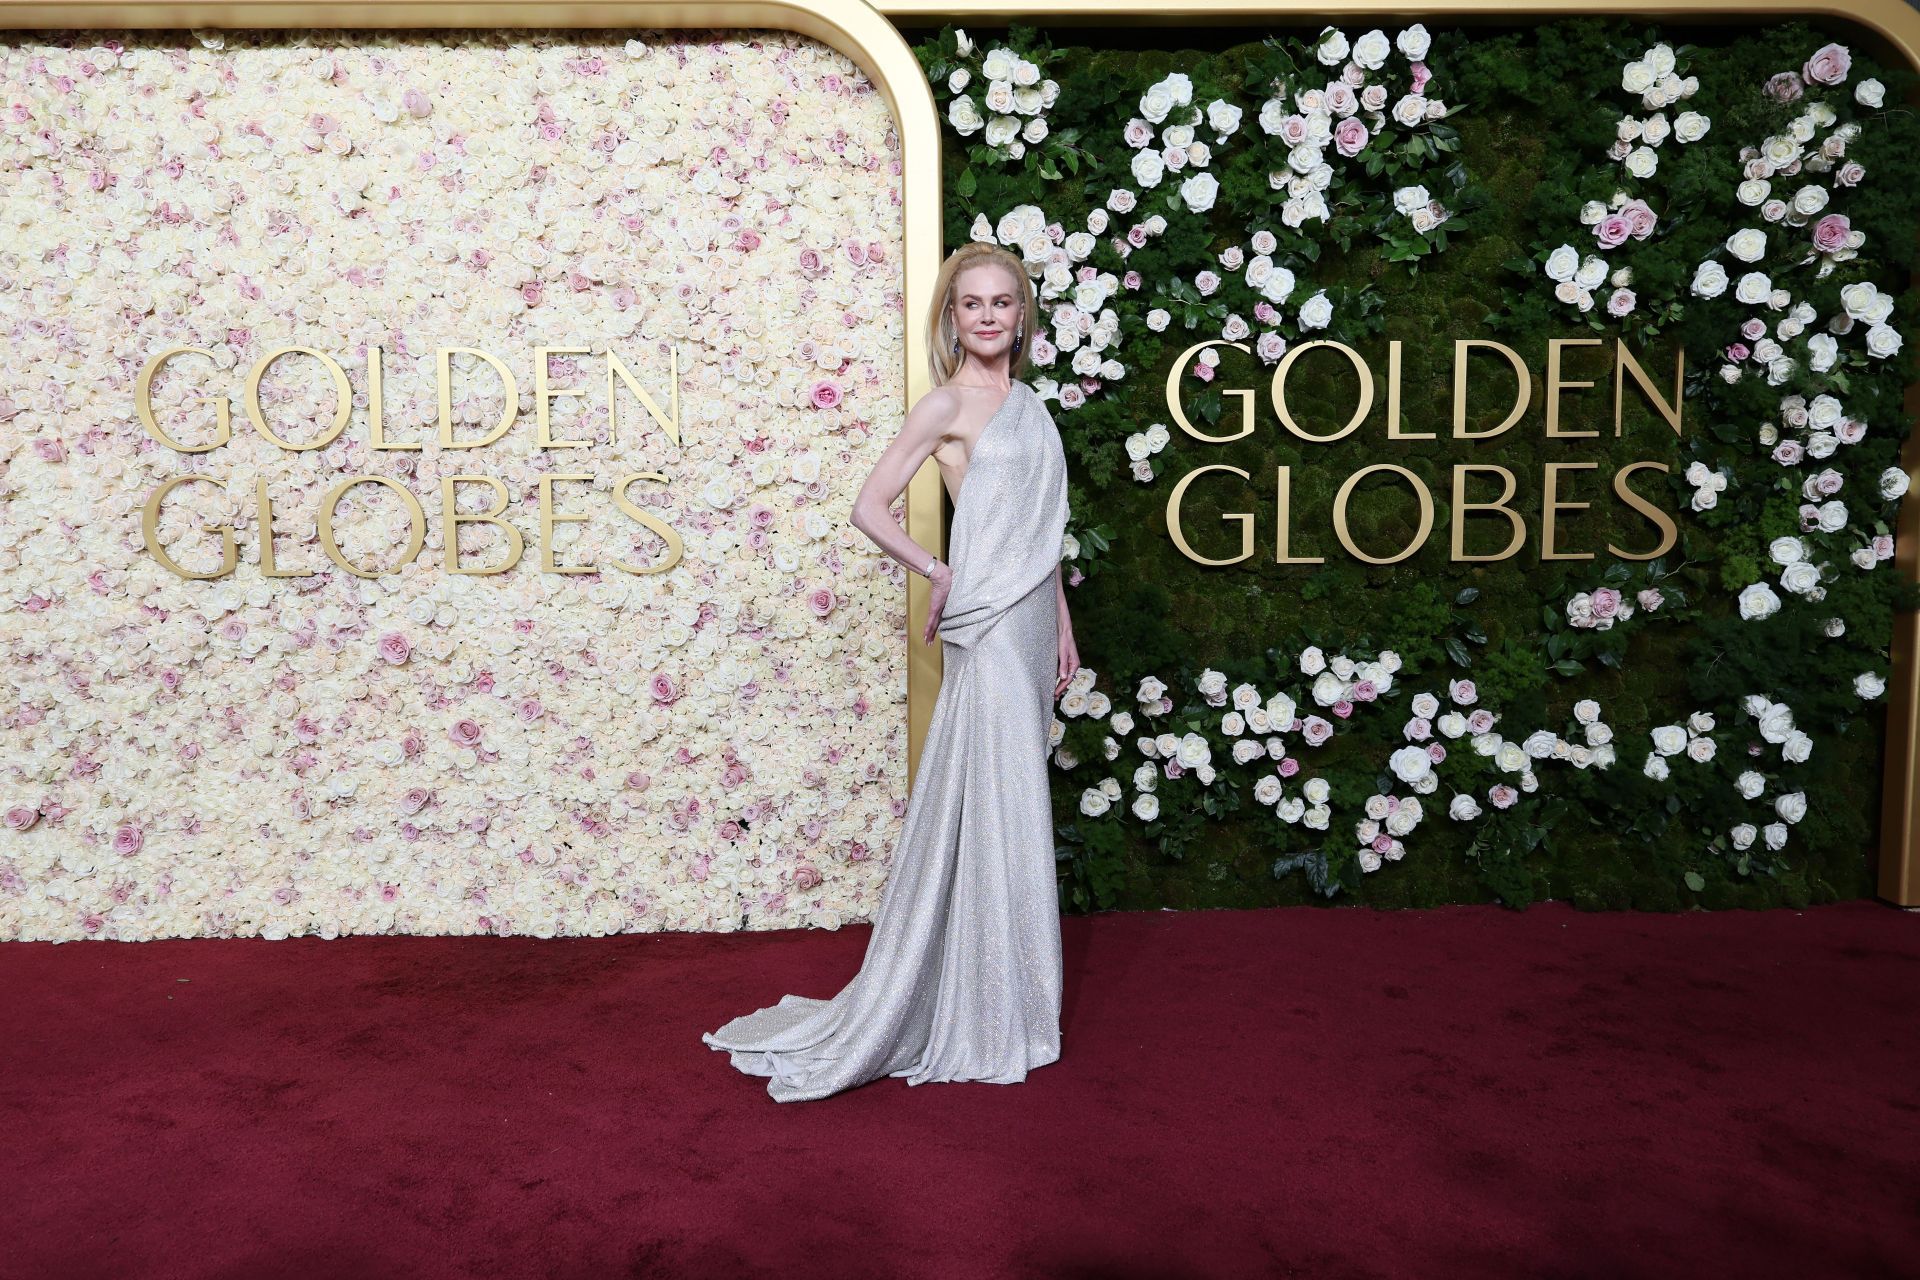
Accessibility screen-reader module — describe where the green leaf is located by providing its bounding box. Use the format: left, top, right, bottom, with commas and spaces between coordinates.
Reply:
1456, 587, 1481, 605
956, 167, 977, 199
1684, 871, 1706, 892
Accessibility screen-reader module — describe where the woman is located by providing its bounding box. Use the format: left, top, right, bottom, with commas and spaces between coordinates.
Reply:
700, 242, 1077, 1102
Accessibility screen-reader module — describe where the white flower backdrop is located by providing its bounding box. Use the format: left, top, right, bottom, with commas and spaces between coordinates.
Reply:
0, 30, 913, 941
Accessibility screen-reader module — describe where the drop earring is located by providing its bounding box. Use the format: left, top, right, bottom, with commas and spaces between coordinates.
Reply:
1012, 326, 1023, 356
952, 333, 960, 357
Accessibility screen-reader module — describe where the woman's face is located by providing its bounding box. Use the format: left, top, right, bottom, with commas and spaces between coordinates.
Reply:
949, 263, 1022, 367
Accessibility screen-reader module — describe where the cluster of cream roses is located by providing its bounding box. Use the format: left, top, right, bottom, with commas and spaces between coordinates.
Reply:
1053, 649, 1635, 882
1689, 45, 1899, 386
1541, 43, 1709, 318
0, 32, 906, 942
1255, 24, 1451, 231
1614, 42, 1711, 177
1726, 694, 1813, 856
1643, 712, 1718, 780
937, 29, 1061, 162
967, 199, 1145, 413
1124, 70, 1240, 217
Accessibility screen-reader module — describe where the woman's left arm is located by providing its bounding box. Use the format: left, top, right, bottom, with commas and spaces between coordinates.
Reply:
1054, 562, 1079, 697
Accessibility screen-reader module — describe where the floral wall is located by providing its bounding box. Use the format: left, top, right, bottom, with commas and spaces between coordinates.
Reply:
917, 18, 1920, 913
0, 29, 911, 941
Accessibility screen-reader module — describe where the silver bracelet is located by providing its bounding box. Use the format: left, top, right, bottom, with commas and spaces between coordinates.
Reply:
924, 553, 941, 577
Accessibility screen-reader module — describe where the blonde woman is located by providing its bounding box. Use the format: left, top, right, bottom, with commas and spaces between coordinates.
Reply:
702, 242, 1076, 1102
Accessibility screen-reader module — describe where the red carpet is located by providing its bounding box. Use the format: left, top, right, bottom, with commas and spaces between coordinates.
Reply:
4, 900, 1919, 1279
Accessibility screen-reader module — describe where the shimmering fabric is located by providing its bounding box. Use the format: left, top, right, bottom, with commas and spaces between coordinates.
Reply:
701, 381, 1069, 1102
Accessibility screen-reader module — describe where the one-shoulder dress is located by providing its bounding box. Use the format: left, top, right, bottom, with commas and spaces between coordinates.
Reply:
700, 381, 1069, 1102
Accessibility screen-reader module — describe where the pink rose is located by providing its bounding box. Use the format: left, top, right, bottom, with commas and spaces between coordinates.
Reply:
377, 632, 412, 665
1449, 678, 1477, 705
517, 698, 544, 722
1301, 716, 1334, 746
794, 865, 822, 891
1803, 42, 1851, 86
797, 246, 823, 275
1489, 784, 1519, 809
1773, 440, 1806, 465
1351, 679, 1378, 702
1594, 214, 1633, 249
1372, 834, 1395, 854
1874, 534, 1895, 560
1427, 742, 1447, 764
1620, 198, 1657, 239
449, 719, 483, 747
399, 788, 432, 815
1277, 756, 1300, 778
1727, 342, 1750, 362
1466, 709, 1496, 735
1765, 71, 1804, 102
808, 587, 836, 617
650, 674, 679, 705
1812, 213, 1851, 254
111, 823, 143, 856
1333, 116, 1370, 157
1332, 700, 1354, 719
809, 380, 842, 410
1591, 587, 1621, 619
402, 87, 432, 118
1637, 587, 1664, 611
1740, 318, 1767, 341
1410, 61, 1431, 94
1836, 161, 1865, 188
1607, 289, 1636, 318
5, 806, 38, 831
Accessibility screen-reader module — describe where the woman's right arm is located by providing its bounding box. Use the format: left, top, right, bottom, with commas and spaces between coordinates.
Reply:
848, 386, 958, 579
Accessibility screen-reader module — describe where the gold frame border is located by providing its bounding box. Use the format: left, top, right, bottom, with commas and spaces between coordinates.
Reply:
3, 0, 1915, 904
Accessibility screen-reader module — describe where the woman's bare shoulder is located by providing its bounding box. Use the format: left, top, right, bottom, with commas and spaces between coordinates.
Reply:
903, 385, 963, 441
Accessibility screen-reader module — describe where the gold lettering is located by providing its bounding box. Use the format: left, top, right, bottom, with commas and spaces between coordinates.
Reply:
317, 476, 426, 578
141, 475, 236, 579
244, 346, 352, 451
441, 476, 525, 574
1610, 461, 1679, 559
1273, 340, 1372, 443
1541, 461, 1598, 560
539, 474, 596, 574
612, 471, 686, 574
1545, 338, 1603, 438
135, 346, 231, 453
1166, 464, 1253, 566
1332, 463, 1434, 565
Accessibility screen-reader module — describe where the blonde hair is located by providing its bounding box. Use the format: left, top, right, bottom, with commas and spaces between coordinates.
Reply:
926, 242, 1036, 387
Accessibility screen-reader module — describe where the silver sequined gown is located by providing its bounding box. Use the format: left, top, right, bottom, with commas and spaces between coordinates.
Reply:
701, 381, 1069, 1103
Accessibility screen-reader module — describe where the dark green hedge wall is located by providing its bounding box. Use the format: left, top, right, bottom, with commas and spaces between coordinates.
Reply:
911, 17, 1920, 912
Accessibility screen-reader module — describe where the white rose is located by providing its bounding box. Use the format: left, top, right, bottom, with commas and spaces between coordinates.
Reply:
1737, 582, 1782, 620
1396, 24, 1432, 61
1857, 671, 1887, 699
1674, 110, 1711, 143
1775, 791, 1807, 824
1651, 724, 1688, 756
1734, 271, 1773, 305
1389, 745, 1433, 784
1574, 699, 1603, 725
1545, 244, 1582, 283
1352, 29, 1392, 70
1449, 793, 1481, 821
1691, 260, 1728, 298
1731, 823, 1757, 850
1725, 228, 1768, 262
1735, 771, 1766, 799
